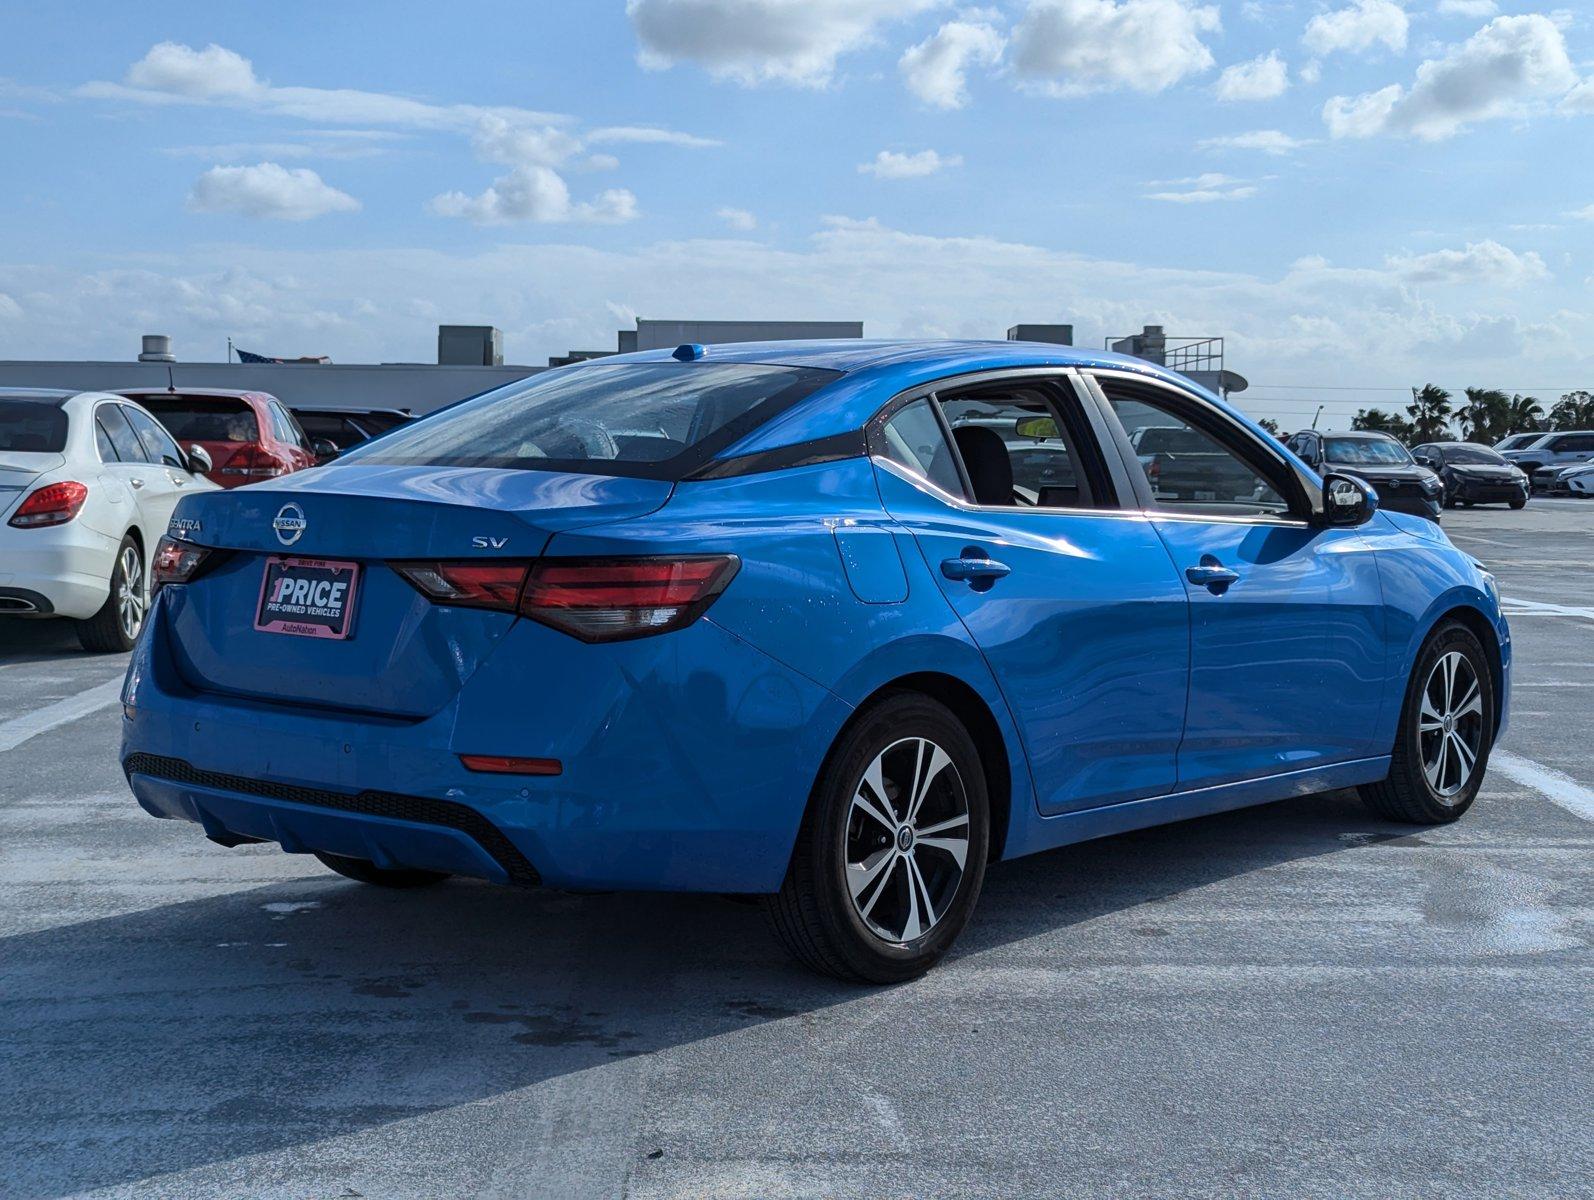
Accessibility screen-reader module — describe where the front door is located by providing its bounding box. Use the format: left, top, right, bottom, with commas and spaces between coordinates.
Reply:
871, 381, 1190, 815
1094, 376, 1386, 789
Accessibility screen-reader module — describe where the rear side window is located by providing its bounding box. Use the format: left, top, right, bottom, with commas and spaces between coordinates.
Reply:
99, 405, 149, 463
340, 362, 840, 479
878, 399, 965, 498
0, 401, 68, 453
138, 396, 259, 443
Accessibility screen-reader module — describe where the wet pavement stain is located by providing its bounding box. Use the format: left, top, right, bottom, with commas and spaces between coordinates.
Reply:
463, 1009, 640, 1048
723, 998, 796, 1019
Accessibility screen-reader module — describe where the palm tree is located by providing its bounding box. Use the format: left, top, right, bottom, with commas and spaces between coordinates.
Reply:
1257, 417, 1282, 437
1456, 387, 1510, 443
1352, 407, 1411, 439
1406, 384, 1453, 443
1504, 394, 1544, 435
1549, 390, 1594, 430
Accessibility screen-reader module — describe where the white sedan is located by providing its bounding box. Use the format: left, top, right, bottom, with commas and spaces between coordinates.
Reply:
0, 389, 217, 651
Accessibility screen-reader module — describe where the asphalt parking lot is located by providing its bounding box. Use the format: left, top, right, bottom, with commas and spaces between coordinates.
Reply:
2, 501, 1590, 1200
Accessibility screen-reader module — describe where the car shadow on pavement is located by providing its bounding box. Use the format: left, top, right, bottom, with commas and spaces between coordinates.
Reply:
3, 787, 1414, 1198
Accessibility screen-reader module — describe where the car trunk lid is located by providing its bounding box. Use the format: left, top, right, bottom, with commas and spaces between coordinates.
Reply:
161, 465, 672, 717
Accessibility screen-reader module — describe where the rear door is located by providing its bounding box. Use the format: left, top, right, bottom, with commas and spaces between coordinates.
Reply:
1089, 372, 1386, 789
871, 374, 1190, 815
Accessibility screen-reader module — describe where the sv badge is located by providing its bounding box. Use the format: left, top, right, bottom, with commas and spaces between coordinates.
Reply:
472, 536, 509, 550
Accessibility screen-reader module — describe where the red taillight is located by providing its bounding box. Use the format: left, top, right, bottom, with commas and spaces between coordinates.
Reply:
519, 555, 740, 642
219, 445, 285, 479
391, 561, 529, 611
391, 554, 739, 642
8, 481, 88, 528
151, 535, 213, 593
459, 754, 563, 776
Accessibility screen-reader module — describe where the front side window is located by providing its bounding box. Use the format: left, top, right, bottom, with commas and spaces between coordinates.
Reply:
122, 405, 187, 469
342, 362, 839, 479
878, 399, 965, 498
1105, 387, 1291, 518
938, 387, 1099, 508
0, 400, 68, 453
1323, 436, 1412, 465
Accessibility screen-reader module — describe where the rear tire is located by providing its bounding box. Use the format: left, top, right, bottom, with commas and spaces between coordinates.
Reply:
76, 535, 145, 653
764, 692, 989, 984
1359, 622, 1494, 824
314, 851, 450, 888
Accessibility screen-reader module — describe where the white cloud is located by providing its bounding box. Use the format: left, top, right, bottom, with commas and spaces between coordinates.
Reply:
1386, 239, 1548, 286
1436, 0, 1495, 17
1565, 204, 1594, 221
1197, 129, 1311, 153
900, 19, 1007, 109
858, 149, 963, 178
186, 162, 360, 220
716, 206, 758, 231
587, 125, 721, 148
126, 42, 262, 100
1302, 0, 1408, 57
1215, 51, 1289, 101
1324, 15, 1579, 140
427, 168, 638, 226
1145, 172, 1257, 202
1011, 0, 1221, 95
626, 0, 940, 87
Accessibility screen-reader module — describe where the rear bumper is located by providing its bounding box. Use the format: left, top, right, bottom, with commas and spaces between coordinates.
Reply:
0, 524, 117, 619
120, 597, 850, 893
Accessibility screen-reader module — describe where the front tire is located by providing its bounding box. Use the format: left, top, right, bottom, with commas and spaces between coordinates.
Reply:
76, 535, 145, 653
1509, 497, 1527, 510
765, 693, 989, 984
1359, 622, 1495, 824
314, 852, 450, 888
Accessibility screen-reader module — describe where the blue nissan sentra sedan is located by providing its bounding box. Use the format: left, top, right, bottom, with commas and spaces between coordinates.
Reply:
123, 341, 1509, 982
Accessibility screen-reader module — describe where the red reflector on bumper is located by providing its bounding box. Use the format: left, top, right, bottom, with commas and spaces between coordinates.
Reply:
458, 754, 563, 776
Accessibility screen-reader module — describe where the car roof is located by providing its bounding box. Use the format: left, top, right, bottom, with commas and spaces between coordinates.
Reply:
1322, 430, 1396, 440
608, 338, 1169, 374
117, 387, 273, 403
0, 388, 74, 406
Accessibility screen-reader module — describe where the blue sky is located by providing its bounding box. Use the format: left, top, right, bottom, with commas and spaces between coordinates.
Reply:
2, 0, 1591, 425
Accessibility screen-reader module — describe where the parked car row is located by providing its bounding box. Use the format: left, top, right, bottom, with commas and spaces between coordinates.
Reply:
0, 385, 417, 650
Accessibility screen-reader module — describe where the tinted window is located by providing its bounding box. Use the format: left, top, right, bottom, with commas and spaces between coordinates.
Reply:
878, 399, 965, 498
0, 400, 68, 453
94, 416, 120, 462
137, 396, 259, 443
1442, 446, 1506, 465
1323, 436, 1412, 465
296, 412, 367, 449
342, 363, 839, 479
1107, 392, 1290, 517
99, 405, 149, 463
123, 405, 187, 468
270, 402, 307, 448
1559, 434, 1594, 452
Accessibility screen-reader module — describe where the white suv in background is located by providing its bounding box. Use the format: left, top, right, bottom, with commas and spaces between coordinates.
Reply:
0, 389, 217, 652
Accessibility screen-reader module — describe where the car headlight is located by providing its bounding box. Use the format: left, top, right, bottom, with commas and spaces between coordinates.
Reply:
1420, 477, 1442, 496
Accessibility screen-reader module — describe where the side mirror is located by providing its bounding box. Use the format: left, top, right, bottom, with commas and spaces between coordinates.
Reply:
186, 444, 213, 475
1317, 471, 1378, 528
311, 438, 340, 462
1414, 454, 1436, 469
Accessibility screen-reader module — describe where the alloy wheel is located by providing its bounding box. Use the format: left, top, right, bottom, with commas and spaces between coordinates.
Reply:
117, 545, 145, 641
844, 737, 970, 943
1419, 650, 1483, 800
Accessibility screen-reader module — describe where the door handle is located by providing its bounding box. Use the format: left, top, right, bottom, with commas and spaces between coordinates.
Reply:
1185, 559, 1239, 594
941, 554, 1011, 584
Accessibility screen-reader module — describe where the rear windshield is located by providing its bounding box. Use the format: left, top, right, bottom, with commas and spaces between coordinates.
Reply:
136, 396, 259, 443
340, 362, 840, 479
1324, 436, 1411, 465
0, 400, 68, 453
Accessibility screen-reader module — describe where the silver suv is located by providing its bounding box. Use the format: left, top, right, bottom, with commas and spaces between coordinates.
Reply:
1501, 430, 1594, 490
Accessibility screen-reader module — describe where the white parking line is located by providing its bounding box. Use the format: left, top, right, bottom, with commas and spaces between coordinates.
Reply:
1491, 751, 1594, 822
1514, 681, 1594, 688
1502, 597, 1594, 621
0, 679, 124, 755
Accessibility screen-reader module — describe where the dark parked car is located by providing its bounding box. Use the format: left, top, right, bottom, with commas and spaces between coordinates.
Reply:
289, 407, 417, 452
1412, 442, 1529, 510
1130, 424, 1262, 506
1285, 430, 1443, 521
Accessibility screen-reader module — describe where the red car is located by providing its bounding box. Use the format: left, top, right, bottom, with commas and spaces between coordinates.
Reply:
118, 389, 329, 488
